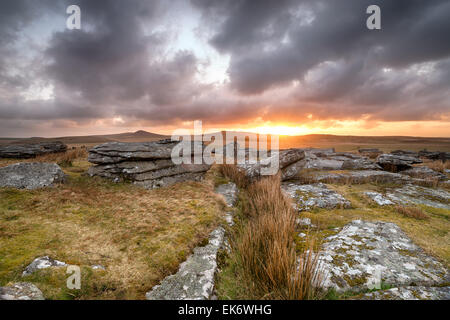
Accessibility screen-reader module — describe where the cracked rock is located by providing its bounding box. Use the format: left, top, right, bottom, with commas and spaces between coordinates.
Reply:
282, 183, 351, 211
0, 282, 45, 300
319, 220, 449, 293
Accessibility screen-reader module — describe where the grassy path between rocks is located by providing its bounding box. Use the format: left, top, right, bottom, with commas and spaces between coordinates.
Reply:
214, 166, 323, 300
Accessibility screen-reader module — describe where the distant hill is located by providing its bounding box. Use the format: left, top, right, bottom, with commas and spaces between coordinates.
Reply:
1, 131, 449, 152
0, 131, 169, 146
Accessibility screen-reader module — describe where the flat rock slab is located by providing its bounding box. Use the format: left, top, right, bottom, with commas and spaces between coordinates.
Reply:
146, 228, 225, 300
364, 192, 395, 206
134, 172, 206, 189
354, 286, 450, 300
88, 140, 203, 164
0, 162, 65, 190
22, 256, 67, 276
320, 220, 449, 292
379, 185, 450, 209
377, 154, 422, 172
215, 182, 238, 208
0, 142, 67, 159
313, 170, 410, 184
388, 185, 450, 209
0, 282, 45, 300
400, 166, 448, 181
282, 183, 351, 211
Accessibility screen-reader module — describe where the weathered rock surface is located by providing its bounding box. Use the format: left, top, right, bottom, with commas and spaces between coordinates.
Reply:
418, 150, 450, 161
365, 186, 450, 209
88, 139, 211, 189
134, 172, 206, 189
320, 220, 449, 292
238, 149, 305, 180
146, 228, 225, 300
390, 150, 420, 158
282, 183, 351, 211
0, 141, 67, 159
22, 256, 67, 276
364, 192, 395, 206
0, 163, 65, 190
377, 154, 422, 172
0, 282, 45, 300
215, 182, 238, 208
280, 149, 381, 181
400, 166, 448, 181
354, 286, 450, 300
385, 185, 450, 209
312, 170, 410, 184
301, 151, 381, 171
88, 140, 182, 164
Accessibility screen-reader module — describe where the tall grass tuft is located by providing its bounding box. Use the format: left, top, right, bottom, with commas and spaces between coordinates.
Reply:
35, 148, 88, 167
426, 160, 450, 173
223, 168, 324, 299
395, 205, 429, 220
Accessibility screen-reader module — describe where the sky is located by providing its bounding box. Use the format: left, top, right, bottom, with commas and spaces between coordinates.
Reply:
0, 0, 449, 138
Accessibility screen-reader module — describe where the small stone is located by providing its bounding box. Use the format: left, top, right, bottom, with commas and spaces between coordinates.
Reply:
296, 218, 311, 227
22, 256, 67, 276
364, 192, 394, 206
91, 265, 106, 270
215, 182, 238, 207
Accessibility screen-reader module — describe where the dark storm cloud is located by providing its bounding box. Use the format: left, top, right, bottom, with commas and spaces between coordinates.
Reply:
192, 0, 450, 123
0, 0, 450, 135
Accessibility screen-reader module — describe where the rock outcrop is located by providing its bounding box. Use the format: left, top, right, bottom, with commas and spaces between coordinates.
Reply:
418, 150, 450, 162
282, 183, 351, 211
390, 150, 420, 157
320, 220, 449, 292
400, 166, 448, 181
0, 163, 65, 190
0, 142, 67, 159
237, 148, 305, 180
365, 185, 450, 209
280, 149, 381, 181
0, 283, 45, 300
88, 140, 211, 189
377, 154, 422, 172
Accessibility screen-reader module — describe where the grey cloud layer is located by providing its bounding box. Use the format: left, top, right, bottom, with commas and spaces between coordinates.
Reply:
0, 0, 449, 135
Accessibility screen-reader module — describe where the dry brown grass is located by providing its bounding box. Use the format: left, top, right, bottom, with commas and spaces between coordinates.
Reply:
395, 205, 430, 220
36, 148, 88, 167
219, 164, 249, 189
220, 170, 323, 300
0, 148, 89, 168
0, 160, 224, 300
425, 160, 450, 173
